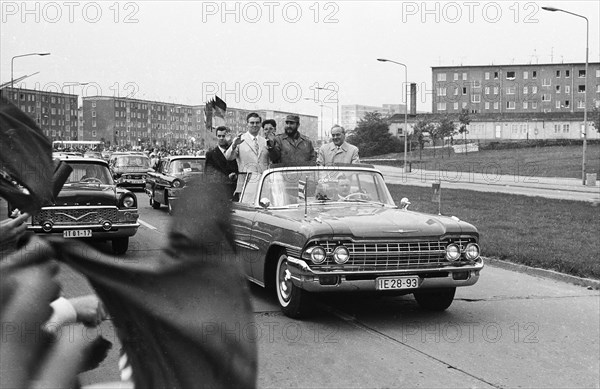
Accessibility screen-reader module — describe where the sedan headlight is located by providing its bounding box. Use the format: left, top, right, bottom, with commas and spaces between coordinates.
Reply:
445, 244, 461, 261
304, 246, 326, 264
464, 243, 480, 260
172, 179, 183, 188
333, 246, 350, 264
121, 194, 136, 208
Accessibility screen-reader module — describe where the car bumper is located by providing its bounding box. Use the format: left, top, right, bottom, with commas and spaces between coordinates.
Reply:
285, 256, 484, 292
28, 223, 139, 238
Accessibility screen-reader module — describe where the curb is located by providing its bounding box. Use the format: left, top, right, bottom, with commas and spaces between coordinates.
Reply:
483, 257, 600, 290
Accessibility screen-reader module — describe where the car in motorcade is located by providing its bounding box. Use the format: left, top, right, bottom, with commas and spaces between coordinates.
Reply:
109, 153, 152, 190
26, 157, 140, 254
232, 164, 483, 318
145, 155, 205, 214
83, 150, 103, 159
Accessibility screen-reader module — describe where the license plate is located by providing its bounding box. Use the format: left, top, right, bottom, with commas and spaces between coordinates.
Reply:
376, 276, 419, 290
63, 229, 92, 238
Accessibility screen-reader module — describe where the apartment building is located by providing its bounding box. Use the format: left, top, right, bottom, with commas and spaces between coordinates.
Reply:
341, 104, 406, 132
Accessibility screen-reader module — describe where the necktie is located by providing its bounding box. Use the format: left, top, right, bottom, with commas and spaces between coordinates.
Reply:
253, 137, 259, 152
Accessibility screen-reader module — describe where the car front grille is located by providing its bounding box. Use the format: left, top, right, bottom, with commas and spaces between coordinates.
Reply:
34, 207, 119, 225
311, 238, 476, 271
123, 174, 144, 179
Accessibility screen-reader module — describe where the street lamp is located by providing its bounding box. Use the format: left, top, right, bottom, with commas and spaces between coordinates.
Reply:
11, 52, 51, 90
377, 58, 409, 172
542, 6, 588, 185
61, 82, 90, 93
316, 86, 340, 125
304, 97, 333, 141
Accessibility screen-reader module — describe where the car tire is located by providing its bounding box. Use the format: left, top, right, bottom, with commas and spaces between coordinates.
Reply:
112, 237, 129, 255
275, 251, 312, 318
413, 287, 456, 311
150, 195, 161, 209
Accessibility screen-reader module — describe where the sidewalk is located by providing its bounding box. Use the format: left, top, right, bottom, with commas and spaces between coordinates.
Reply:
374, 164, 600, 203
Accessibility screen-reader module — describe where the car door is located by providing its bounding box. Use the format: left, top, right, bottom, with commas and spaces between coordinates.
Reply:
230, 173, 260, 282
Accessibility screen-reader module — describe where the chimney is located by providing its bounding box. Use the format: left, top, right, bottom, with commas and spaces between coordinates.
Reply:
410, 83, 417, 115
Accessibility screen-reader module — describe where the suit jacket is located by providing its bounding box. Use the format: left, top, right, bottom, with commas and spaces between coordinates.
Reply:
224, 132, 270, 175
317, 141, 360, 166
205, 146, 239, 196
268, 132, 316, 165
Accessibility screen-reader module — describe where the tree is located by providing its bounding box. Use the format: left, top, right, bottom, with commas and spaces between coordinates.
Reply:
435, 116, 456, 158
411, 118, 434, 160
591, 103, 600, 133
346, 111, 403, 157
458, 109, 471, 155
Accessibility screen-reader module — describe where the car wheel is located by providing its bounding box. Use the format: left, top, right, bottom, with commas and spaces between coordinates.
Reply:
413, 287, 456, 311
150, 194, 161, 209
112, 237, 129, 255
275, 251, 312, 318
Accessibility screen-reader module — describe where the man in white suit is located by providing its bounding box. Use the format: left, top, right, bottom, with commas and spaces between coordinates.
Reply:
225, 112, 270, 177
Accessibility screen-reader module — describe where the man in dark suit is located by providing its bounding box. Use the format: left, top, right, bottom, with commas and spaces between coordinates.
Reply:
205, 126, 239, 198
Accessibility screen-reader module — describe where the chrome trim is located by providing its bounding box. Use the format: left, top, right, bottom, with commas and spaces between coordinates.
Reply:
29, 222, 140, 230
234, 239, 259, 251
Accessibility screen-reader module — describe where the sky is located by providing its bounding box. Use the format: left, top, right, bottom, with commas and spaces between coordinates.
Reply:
2, 0, 599, 123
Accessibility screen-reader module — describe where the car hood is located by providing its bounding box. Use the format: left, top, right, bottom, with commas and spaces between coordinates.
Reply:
54, 184, 117, 206
278, 204, 475, 239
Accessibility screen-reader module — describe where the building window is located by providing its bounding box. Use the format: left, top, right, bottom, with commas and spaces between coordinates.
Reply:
92, 101, 96, 108
493, 86, 499, 94
597, 85, 600, 93
556, 101, 561, 109
565, 85, 570, 94
92, 120, 96, 127
485, 86, 490, 94
578, 70, 586, 78
556, 85, 561, 93
523, 71, 528, 79
556, 70, 561, 78
485, 72, 490, 80
532, 86, 538, 94
542, 78, 551, 86
523, 101, 528, 109
532, 71, 537, 79
437, 87, 446, 96
506, 101, 515, 109
494, 102, 499, 109
462, 87, 467, 94
542, 94, 551, 101
472, 94, 481, 103
511, 124, 518, 133
506, 71, 515, 80
494, 71, 499, 79
92, 111, 96, 117
473, 80, 481, 88
453, 73, 458, 81
578, 85, 586, 93
577, 100, 585, 109
485, 102, 490, 110
453, 102, 459, 110
523, 86, 528, 94
532, 101, 538, 109
91, 130, 97, 137
565, 100, 570, 108
506, 86, 516, 95
563, 124, 569, 133
437, 73, 446, 81
462, 102, 467, 109
566, 70, 570, 78
462, 73, 467, 80
437, 102, 446, 111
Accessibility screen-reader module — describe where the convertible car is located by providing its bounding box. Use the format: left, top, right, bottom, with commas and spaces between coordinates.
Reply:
232, 164, 483, 318
26, 157, 140, 254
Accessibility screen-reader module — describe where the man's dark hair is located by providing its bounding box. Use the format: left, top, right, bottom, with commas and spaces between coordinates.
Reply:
215, 126, 229, 134
246, 112, 261, 122
261, 119, 276, 129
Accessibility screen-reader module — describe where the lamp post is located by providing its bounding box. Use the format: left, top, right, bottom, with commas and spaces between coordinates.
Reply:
377, 58, 409, 172
304, 97, 334, 141
542, 6, 588, 185
316, 86, 340, 125
11, 52, 51, 90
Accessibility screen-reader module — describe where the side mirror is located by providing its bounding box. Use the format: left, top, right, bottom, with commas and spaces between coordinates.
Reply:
259, 198, 271, 208
400, 197, 411, 210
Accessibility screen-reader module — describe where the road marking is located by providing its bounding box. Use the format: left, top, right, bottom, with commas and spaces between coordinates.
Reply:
138, 219, 157, 230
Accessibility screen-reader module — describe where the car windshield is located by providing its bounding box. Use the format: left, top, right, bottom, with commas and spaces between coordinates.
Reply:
169, 159, 204, 174
257, 169, 396, 207
64, 162, 114, 185
115, 156, 150, 168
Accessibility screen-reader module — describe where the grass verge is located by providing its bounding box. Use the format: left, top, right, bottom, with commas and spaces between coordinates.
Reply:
368, 144, 600, 178
387, 183, 600, 280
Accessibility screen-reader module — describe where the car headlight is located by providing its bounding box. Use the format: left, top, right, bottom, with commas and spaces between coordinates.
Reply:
445, 244, 461, 261
464, 243, 480, 260
333, 246, 350, 264
121, 194, 136, 208
304, 246, 326, 264
172, 179, 183, 188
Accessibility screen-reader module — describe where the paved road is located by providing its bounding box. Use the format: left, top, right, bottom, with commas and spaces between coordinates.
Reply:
374, 165, 600, 203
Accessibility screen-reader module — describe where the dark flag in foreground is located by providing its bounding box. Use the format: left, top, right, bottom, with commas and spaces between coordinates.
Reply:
205, 96, 227, 131
212, 95, 227, 119
204, 101, 213, 132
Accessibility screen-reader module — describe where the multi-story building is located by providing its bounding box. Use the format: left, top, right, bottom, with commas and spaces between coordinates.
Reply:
1, 87, 79, 141
341, 104, 406, 132
82, 97, 318, 150
432, 62, 600, 114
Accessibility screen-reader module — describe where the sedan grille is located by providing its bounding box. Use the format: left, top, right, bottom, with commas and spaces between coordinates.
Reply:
34, 207, 119, 225
311, 238, 476, 271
